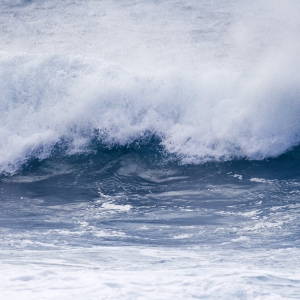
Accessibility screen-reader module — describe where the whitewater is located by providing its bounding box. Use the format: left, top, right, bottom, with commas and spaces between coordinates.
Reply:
1, 0, 300, 299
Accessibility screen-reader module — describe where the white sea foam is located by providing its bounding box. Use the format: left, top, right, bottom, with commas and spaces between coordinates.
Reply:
250, 178, 267, 183
1, 247, 300, 300
0, 0, 300, 173
101, 202, 132, 211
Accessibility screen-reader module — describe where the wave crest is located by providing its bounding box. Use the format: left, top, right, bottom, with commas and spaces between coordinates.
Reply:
0, 51, 300, 174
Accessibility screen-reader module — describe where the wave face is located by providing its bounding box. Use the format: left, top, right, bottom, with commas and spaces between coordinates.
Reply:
2, 2, 300, 299
1, 0, 300, 173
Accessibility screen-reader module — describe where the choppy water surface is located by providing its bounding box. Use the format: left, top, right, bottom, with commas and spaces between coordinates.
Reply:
1, 145, 300, 299
1, 0, 300, 298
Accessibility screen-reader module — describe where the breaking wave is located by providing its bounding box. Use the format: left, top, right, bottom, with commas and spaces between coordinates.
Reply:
1, 0, 300, 174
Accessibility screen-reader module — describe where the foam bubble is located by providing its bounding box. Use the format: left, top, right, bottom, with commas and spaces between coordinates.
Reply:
0, 0, 300, 173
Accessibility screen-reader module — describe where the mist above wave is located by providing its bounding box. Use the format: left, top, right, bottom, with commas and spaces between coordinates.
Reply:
0, 0, 300, 174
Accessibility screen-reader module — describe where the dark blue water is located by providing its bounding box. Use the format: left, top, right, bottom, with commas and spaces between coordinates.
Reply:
1, 142, 300, 249
1, 0, 300, 298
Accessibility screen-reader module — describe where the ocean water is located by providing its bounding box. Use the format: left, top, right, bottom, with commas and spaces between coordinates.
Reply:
1, 0, 300, 299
